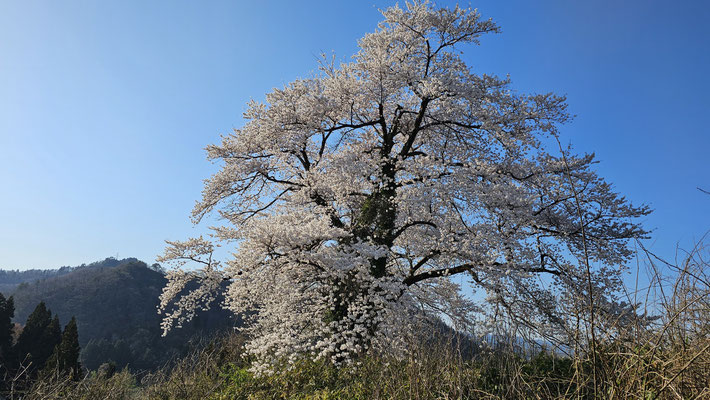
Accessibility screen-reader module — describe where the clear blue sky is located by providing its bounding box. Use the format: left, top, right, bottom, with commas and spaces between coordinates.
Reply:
1, 0, 708, 270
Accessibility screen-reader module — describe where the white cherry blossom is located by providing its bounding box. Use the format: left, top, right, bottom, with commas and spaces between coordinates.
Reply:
158, 1, 649, 372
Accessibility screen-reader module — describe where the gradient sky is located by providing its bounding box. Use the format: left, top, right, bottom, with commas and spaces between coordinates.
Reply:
1, 0, 708, 270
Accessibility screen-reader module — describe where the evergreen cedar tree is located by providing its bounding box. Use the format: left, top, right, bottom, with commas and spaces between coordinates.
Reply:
158, 1, 650, 372
43, 316, 83, 381
15, 302, 61, 374
0, 293, 14, 369
1, 301, 81, 384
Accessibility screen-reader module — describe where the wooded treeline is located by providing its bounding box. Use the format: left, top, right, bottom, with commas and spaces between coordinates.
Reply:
0, 258, 235, 374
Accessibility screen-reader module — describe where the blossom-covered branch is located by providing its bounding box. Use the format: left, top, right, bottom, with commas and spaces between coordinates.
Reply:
160, 0, 650, 372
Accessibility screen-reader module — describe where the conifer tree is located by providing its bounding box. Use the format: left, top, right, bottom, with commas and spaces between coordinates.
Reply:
41, 316, 62, 367
43, 317, 82, 381
0, 293, 15, 390
0, 293, 13, 361
15, 301, 51, 366
15, 302, 61, 373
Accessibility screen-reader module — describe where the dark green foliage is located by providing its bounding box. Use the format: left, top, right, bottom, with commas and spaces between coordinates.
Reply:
0, 267, 75, 295
43, 317, 83, 381
0, 293, 14, 361
81, 338, 133, 371
8, 258, 235, 372
16, 302, 52, 350
15, 302, 61, 374
62, 318, 82, 377
0, 293, 15, 391
522, 350, 575, 379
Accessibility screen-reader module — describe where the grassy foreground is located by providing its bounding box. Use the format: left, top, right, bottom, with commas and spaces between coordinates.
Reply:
15, 325, 709, 400
12, 242, 710, 399
15, 333, 583, 400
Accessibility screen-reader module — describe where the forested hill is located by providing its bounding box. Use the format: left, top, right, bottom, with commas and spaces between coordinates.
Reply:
0, 267, 72, 295
5, 258, 236, 372
0, 258, 138, 295
9, 258, 149, 323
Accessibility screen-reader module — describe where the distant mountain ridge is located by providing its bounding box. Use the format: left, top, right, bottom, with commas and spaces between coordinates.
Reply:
0, 267, 73, 295
5, 257, 235, 372
0, 258, 140, 295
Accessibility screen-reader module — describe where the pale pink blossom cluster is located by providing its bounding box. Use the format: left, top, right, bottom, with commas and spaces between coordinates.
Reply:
158, 1, 649, 373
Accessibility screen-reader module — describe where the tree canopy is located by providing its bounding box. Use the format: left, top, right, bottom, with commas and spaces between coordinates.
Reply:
14, 302, 61, 376
0, 293, 14, 380
159, 1, 649, 372
42, 316, 83, 381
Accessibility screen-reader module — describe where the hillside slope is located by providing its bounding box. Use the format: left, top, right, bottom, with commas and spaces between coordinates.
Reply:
9, 258, 235, 371
0, 267, 74, 295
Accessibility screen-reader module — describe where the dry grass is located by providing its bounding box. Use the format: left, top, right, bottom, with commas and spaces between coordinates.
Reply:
6, 240, 708, 399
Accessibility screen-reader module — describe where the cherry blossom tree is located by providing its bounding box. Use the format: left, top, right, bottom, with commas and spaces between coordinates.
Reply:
158, 1, 649, 371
